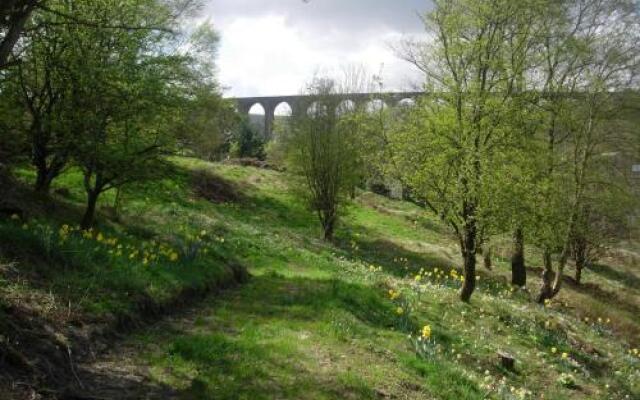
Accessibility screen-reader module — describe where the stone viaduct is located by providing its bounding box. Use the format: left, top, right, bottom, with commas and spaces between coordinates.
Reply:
230, 92, 423, 139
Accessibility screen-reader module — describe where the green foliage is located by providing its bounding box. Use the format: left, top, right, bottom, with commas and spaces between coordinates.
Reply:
229, 118, 266, 160
282, 77, 365, 240
178, 87, 239, 161
0, 0, 231, 228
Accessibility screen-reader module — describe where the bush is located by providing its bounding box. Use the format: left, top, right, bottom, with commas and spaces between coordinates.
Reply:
230, 119, 265, 160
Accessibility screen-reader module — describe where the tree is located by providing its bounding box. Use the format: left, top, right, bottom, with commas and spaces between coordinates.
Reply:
284, 77, 363, 240
230, 118, 266, 160
177, 85, 239, 161
45, 0, 215, 228
392, 0, 539, 302
532, 0, 640, 302
0, 0, 41, 71
8, 8, 75, 193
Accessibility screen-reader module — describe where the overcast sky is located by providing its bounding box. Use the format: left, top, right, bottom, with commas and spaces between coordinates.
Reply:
201, 0, 432, 98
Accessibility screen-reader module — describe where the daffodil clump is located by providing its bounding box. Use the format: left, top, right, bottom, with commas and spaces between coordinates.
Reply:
481, 373, 534, 400
7, 217, 218, 269
410, 323, 438, 359
387, 287, 413, 332
557, 373, 578, 389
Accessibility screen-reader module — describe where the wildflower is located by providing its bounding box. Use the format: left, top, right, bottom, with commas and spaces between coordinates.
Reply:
396, 307, 404, 315
414, 274, 422, 282
561, 352, 569, 360
421, 325, 431, 339
200, 230, 207, 237
96, 233, 104, 242
10, 214, 19, 220
169, 252, 179, 262
551, 347, 557, 354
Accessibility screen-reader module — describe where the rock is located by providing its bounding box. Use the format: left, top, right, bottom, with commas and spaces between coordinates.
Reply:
498, 351, 516, 371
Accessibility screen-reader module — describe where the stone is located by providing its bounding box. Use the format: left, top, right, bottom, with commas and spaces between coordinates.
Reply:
498, 351, 516, 371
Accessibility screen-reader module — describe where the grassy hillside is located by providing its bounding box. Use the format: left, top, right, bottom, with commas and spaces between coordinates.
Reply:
1, 158, 639, 399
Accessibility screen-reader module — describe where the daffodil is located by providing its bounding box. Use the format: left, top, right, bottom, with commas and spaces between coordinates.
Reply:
421, 325, 431, 339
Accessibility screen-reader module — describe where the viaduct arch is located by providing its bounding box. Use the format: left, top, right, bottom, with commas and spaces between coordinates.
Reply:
231, 92, 423, 139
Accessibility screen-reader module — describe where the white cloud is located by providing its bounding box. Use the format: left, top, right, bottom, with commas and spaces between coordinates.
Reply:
206, 1, 429, 97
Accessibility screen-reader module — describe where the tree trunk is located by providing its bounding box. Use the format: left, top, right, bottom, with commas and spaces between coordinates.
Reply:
537, 250, 554, 304
537, 245, 569, 304
322, 210, 336, 241
575, 262, 583, 285
34, 169, 52, 194
460, 222, 477, 302
572, 236, 587, 285
323, 222, 334, 241
461, 248, 476, 302
0, 1, 39, 70
482, 244, 492, 270
511, 228, 526, 287
81, 190, 99, 230
551, 245, 569, 295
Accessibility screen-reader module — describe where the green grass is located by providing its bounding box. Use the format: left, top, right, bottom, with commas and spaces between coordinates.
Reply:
1, 157, 639, 399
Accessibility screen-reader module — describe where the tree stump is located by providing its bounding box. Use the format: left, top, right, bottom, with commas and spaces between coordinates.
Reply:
498, 351, 516, 371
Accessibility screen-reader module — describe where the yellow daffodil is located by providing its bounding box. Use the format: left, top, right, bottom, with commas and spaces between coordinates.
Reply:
421, 325, 431, 339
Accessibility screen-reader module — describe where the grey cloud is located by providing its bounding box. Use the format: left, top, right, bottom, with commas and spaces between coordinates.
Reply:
205, 0, 431, 34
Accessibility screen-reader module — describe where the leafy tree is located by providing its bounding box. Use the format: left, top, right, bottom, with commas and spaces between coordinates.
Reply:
0, 0, 42, 71
178, 85, 239, 161
40, 0, 216, 228
392, 0, 537, 302
230, 118, 266, 160
531, 0, 640, 302
6, 9, 76, 193
284, 77, 363, 240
